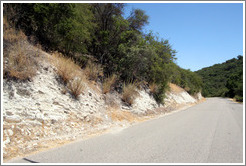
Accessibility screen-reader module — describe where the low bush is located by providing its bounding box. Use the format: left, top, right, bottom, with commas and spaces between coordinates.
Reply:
102, 74, 117, 94
152, 82, 169, 105
235, 95, 243, 102
121, 82, 139, 106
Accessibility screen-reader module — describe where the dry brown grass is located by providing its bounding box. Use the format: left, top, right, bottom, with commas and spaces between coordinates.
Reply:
51, 52, 81, 84
3, 17, 27, 43
50, 52, 85, 98
4, 42, 37, 81
107, 107, 136, 122
102, 74, 117, 94
3, 17, 37, 81
122, 82, 139, 106
168, 83, 185, 93
68, 76, 85, 99
149, 82, 159, 94
84, 60, 103, 81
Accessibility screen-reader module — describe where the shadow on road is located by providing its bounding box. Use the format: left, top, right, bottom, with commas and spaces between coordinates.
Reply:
23, 158, 39, 163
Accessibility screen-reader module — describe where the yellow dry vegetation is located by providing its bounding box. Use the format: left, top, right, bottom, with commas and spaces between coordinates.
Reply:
149, 82, 159, 94
102, 74, 117, 94
107, 107, 137, 122
49, 52, 85, 98
168, 83, 185, 93
50, 52, 81, 83
3, 18, 38, 81
84, 60, 103, 81
122, 83, 139, 105
3, 17, 27, 43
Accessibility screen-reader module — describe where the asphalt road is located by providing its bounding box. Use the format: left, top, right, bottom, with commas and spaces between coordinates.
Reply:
8, 98, 244, 163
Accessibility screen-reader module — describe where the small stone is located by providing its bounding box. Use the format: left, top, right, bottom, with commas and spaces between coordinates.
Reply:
7, 129, 13, 136
5, 116, 21, 123
53, 101, 60, 105
16, 88, 31, 97
35, 113, 44, 122
4, 137, 10, 145
121, 106, 131, 110
89, 92, 92, 96
33, 143, 38, 147
51, 119, 57, 124
6, 111, 13, 116
85, 116, 90, 122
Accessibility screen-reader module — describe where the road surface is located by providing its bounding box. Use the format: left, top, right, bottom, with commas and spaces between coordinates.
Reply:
8, 98, 244, 163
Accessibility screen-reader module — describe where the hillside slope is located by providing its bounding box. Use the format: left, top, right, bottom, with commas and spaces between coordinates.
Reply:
3, 40, 204, 161
195, 56, 243, 101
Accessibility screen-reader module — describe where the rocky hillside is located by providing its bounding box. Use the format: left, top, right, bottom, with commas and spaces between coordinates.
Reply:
3, 41, 204, 161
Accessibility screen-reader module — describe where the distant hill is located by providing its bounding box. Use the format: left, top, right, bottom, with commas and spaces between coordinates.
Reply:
195, 55, 243, 102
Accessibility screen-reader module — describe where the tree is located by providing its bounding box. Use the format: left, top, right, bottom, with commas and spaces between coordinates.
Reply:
127, 9, 149, 32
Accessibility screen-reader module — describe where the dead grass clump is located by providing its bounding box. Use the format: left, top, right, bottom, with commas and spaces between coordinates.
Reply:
149, 82, 159, 94
108, 107, 136, 122
50, 52, 86, 99
102, 74, 117, 94
51, 52, 81, 84
3, 18, 37, 81
122, 82, 139, 106
84, 60, 103, 81
3, 17, 26, 43
5, 43, 37, 81
68, 76, 85, 99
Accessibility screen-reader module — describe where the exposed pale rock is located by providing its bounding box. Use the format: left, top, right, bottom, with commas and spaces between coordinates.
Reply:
3, 137, 10, 145
6, 111, 13, 116
7, 129, 13, 136
5, 115, 21, 123
132, 89, 158, 114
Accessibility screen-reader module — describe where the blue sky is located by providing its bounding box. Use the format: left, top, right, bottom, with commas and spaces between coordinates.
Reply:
123, 3, 243, 71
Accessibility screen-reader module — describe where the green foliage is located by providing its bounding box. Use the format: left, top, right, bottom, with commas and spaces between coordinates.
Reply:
4, 3, 94, 56
127, 9, 149, 31
4, 3, 204, 104
152, 81, 169, 105
196, 55, 243, 101
168, 64, 203, 95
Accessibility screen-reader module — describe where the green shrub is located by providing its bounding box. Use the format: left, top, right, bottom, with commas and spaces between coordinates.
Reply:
235, 95, 243, 102
152, 81, 169, 105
